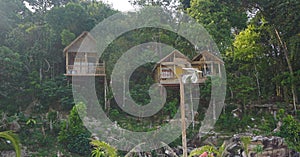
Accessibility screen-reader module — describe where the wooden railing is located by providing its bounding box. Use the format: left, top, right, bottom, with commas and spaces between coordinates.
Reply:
66, 63, 105, 76
159, 72, 206, 85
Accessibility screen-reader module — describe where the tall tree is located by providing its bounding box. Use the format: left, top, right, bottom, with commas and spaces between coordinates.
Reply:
0, 0, 29, 45
187, 0, 247, 52
0, 46, 23, 112
81, 0, 117, 24
45, 3, 94, 35
232, 0, 300, 111
226, 23, 269, 105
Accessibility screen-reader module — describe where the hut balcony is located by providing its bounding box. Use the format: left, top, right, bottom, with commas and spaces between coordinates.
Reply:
65, 62, 105, 76
158, 70, 207, 85
155, 63, 206, 86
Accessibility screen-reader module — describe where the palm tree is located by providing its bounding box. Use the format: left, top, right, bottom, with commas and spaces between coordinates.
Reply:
90, 140, 118, 157
0, 131, 21, 157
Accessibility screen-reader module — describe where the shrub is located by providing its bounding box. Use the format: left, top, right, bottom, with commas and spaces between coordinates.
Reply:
278, 114, 300, 152
58, 102, 91, 155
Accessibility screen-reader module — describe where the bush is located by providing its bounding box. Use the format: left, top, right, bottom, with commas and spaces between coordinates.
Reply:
277, 114, 300, 152
109, 109, 120, 119
58, 102, 91, 155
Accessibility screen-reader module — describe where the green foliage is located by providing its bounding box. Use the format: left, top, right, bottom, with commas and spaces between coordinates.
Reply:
225, 23, 266, 104
200, 77, 212, 100
234, 75, 256, 104
189, 145, 216, 157
0, 0, 299, 155
163, 99, 178, 118
61, 29, 75, 46
29, 76, 74, 112
90, 140, 118, 157
109, 109, 120, 119
215, 109, 254, 133
188, 0, 247, 52
254, 145, 263, 156
47, 111, 57, 122
189, 144, 225, 157
256, 115, 276, 135
83, 1, 117, 23
0, 46, 23, 112
277, 114, 300, 151
58, 102, 91, 155
46, 3, 94, 35
26, 118, 36, 127
241, 136, 251, 156
232, 24, 264, 61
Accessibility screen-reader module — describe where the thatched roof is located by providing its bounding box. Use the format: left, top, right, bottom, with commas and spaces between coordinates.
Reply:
192, 51, 224, 64
157, 50, 191, 63
153, 50, 191, 70
63, 31, 97, 55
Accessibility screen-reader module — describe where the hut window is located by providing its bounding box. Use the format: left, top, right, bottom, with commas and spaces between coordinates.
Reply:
161, 68, 174, 78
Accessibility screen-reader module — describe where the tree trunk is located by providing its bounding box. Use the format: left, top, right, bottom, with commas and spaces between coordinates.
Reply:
254, 64, 261, 99
275, 28, 297, 114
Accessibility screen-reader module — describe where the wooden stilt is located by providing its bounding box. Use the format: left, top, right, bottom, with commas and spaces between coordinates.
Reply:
218, 63, 221, 77
213, 98, 216, 120
123, 75, 126, 107
104, 76, 107, 110
189, 84, 195, 129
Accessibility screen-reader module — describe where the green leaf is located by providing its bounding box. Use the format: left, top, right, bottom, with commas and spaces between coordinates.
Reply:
0, 131, 21, 157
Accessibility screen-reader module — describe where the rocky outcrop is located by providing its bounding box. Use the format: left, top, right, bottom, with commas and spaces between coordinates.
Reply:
225, 134, 293, 157
0, 149, 27, 157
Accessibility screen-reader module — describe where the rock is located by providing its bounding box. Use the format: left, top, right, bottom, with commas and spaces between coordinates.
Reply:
225, 134, 290, 157
9, 120, 21, 132
0, 149, 27, 157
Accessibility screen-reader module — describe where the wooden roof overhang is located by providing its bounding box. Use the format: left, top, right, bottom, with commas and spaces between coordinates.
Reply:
63, 31, 98, 55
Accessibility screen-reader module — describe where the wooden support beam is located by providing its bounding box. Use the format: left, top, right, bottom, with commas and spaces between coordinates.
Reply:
179, 75, 187, 157
104, 76, 107, 110
66, 52, 69, 73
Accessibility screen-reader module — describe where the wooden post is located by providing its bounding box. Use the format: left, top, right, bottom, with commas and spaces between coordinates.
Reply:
213, 98, 216, 120
160, 64, 162, 82
210, 63, 213, 75
85, 52, 88, 73
218, 63, 221, 77
123, 75, 126, 107
190, 84, 194, 129
104, 76, 107, 110
179, 75, 188, 157
66, 52, 69, 74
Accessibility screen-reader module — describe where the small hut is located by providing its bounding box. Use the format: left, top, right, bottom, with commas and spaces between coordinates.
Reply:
63, 31, 105, 76
153, 50, 192, 85
191, 51, 224, 78
153, 50, 223, 85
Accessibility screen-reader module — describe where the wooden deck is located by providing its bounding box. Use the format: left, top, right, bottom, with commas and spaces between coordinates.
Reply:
159, 77, 207, 86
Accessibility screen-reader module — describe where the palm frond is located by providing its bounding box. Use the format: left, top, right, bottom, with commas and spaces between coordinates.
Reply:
90, 140, 117, 157
0, 131, 21, 157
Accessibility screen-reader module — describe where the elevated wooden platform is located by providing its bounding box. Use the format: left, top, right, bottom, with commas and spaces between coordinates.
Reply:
64, 63, 106, 76
159, 77, 207, 86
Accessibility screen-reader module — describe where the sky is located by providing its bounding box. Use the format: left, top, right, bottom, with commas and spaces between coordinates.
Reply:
24, 0, 137, 12
101, 0, 137, 12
